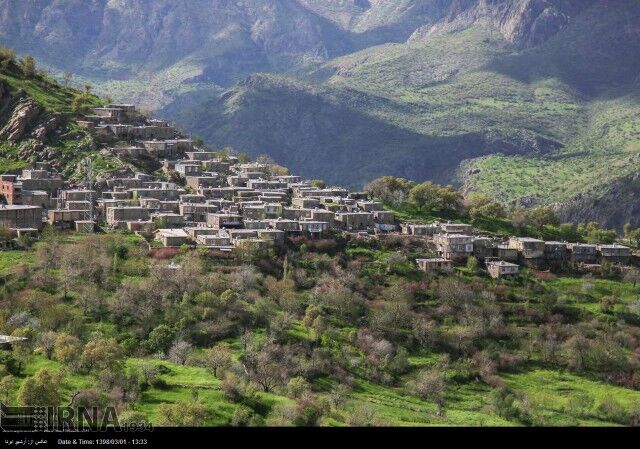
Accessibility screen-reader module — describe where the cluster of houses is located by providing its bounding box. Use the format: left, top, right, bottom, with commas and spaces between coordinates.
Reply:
0, 103, 635, 278
408, 222, 632, 278
0, 106, 398, 252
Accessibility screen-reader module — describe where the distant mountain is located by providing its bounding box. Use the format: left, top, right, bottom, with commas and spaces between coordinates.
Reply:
1, 0, 640, 228
0, 0, 591, 109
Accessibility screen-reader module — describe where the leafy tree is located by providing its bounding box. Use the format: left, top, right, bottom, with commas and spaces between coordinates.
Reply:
20, 55, 36, 77
0, 375, 15, 403
364, 176, 415, 206
80, 338, 124, 372
54, 333, 82, 367
468, 193, 506, 220
18, 369, 63, 406
145, 325, 176, 355
287, 376, 311, 399
157, 399, 208, 426
466, 256, 479, 273
310, 179, 326, 189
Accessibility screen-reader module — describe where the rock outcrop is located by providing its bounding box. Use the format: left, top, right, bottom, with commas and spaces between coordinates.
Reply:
30, 112, 63, 141
410, 0, 597, 47
0, 97, 42, 142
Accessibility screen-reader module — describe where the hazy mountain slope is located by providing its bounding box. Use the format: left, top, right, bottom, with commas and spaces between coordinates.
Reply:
0, 0, 590, 110
171, 0, 640, 229
171, 22, 584, 186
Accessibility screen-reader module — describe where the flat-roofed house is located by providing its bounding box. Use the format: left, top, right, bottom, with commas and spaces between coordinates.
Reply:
207, 213, 243, 229
106, 206, 150, 227
433, 234, 474, 262
441, 222, 473, 234
416, 258, 453, 273
495, 244, 519, 263
0, 205, 43, 230
264, 203, 283, 218
257, 229, 286, 243
373, 210, 396, 232
508, 237, 545, 258
292, 197, 320, 209
175, 162, 202, 177
567, 243, 598, 264
544, 241, 568, 267
48, 209, 88, 229
334, 212, 374, 231
356, 201, 383, 212
299, 220, 329, 237
486, 260, 520, 279
597, 243, 631, 265
196, 234, 232, 248
473, 237, 496, 261
155, 229, 189, 247
283, 207, 313, 220
401, 223, 441, 237
311, 209, 335, 228
269, 218, 300, 233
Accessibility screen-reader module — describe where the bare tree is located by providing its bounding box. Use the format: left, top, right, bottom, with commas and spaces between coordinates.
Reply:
203, 343, 233, 378
168, 341, 193, 366
38, 331, 58, 360
412, 369, 447, 416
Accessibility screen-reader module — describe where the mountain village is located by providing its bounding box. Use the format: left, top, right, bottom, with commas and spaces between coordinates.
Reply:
0, 104, 634, 280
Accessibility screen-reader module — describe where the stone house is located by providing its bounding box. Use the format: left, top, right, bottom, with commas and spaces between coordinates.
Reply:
334, 212, 374, 231
495, 245, 519, 263
473, 237, 496, 261
356, 201, 384, 212
567, 243, 598, 264
508, 237, 545, 259
299, 220, 329, 237
597, 244, 631, 265
373, 210, 396, 232
433, 234, 474, 262
196, 234, 232, 248
311, 209, 335, 228
486, 260, 520, 279
186, 175, 222, 191
48, 209, 86, 230
292, 197, 320, 209
416, 258, 453, 273
151, 213, 184, 228
207, 213, 243, 229
283, 207, 313, 220
243, 220, 270, 230
0, 205, 43, 230
176, 162, 202, 177
242, 205, 267, 220
269, 218, 301, 233
401, 223, 441, 236
440, 222, 473, 234
106, 206, 150, 226
544, 241, 568, 265
155, 229, 189, 247
257, 229, 286, 243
